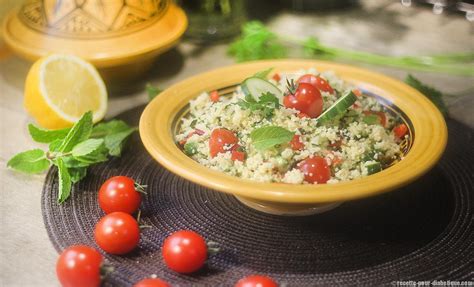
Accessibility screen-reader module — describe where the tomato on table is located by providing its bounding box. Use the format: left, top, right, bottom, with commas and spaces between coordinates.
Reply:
134, 278, 170, 287
98, 176, 142, 214
94, 212, 140, 255
393, 123, 408, 139
162, 230, 207, 274
235, 275, 278, 287
290, 135, 304, 151
283, 82, 323, 118
56, 245, 103, 287
363, 111, 387, 127
297, 74, 334, 94
297, 156, 331, 184
209, 90, 220, 103
209, 128, 238, 158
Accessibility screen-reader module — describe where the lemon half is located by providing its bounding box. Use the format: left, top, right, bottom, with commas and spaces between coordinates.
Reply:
24, 54, 107, 129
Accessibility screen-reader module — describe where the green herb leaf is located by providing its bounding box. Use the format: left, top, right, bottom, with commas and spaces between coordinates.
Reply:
146, 83, 162, 101
56, 157, 71, 203
104, 129, 135, 156
28, 124, 70, 143
73, 144, 109, 165
49, 139, 63, 152
317, 91, 357, 124
228, 21, 286, 62
58, 111, 93, 153
253, 68, 273, 79
71, 138, 105, 157
7, 149, 50, 174
405, 74, 448, 116
363, 114, 380, 125
184, 142, 198, 156
90, 120, 131, 138
250, 126, 294, 150
69, 167, 87, 183
238, 92, 280, 118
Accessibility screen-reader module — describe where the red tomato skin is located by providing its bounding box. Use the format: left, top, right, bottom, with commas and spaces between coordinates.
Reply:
363, 111, 387, 127
290, 135, 304, 151
98, 176, 141, 214
283, 83, 323, 118
297, 156, 331, 184
56, 245, 102, 287
134, 278, 170, 287
231, 150, 246, 161
210, 91, 220, 103
94, 212, 140, 255
297, 74, 334, 94
272, 73, 281, 82
393, 123, 408, 139
353, 89, 362, 97
235, 275, 278, 287
162, 230, 207, 274
209, 128, 238, 158
179, 129, 205, 145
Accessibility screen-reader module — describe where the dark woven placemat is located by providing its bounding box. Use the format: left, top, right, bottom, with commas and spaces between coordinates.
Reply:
42, 105, 474, 286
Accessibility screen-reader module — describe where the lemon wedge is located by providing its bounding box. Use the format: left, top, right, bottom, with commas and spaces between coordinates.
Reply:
24, 54, 107, 129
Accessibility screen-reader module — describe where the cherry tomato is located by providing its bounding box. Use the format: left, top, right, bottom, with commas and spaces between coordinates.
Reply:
162, 230, 207, 273
56, 245, 103, 287
297, 156, 331, 184
290, 135, 304, 151
94, 212, 140, 255
283, 83, 323, 118
272, 73, 281, 82
393, 123, 408, 139
297, 74, 334, 94
235, 275, 278, 287
209, 128, 238, 158
353, 89, 362, 97
134, 278, 170, 287
297, 112, 309, 119
231, 150, 246, 161
363, 111, 387, 127
210, 90, 220, 103
179, 129, 205, 145
99, 176, 142, 214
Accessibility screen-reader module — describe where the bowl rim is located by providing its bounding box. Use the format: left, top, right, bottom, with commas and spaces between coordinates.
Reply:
139, 59, 448, 204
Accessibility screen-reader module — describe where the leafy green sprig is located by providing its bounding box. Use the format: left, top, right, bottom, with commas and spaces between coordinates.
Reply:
237, 92, 280, 119
228, 21, 474, 77
7, 112, 136, 203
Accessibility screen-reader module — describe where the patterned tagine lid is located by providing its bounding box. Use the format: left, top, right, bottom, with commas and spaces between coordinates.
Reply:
2, 0, 187, 68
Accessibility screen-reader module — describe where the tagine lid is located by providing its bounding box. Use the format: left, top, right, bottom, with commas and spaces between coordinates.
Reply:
2, 0, 187, 67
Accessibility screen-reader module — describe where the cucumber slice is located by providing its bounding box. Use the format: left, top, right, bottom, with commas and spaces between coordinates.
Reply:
365, 161, 382, 175
242, 77, 283, 103
316, 91, 357, 124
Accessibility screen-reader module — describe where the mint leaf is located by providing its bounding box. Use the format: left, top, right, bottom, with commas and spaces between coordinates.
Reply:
69, 167, 87, 183
71, 139, 104, 157
104, 129, 135, 156
363, 114, 380, 125
238, 92, 280, 118
49, 139, 63, 152
58, 111, 93, 152
7, 149, 50, 174
91, 120, 131, 138
56, 157, 71, 203
146, 83, 162, 101
74, 145, 109, 165
405, 75, 448, 116
28, 124, 70, 143
250, 126, 294, 150
253, 68, 273, 79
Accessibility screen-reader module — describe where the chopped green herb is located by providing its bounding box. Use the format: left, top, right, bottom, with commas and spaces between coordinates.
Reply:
363, 114, 381, 125
238, 92, 280, 119
250, 126, 294, 150
184, 142, 199, 156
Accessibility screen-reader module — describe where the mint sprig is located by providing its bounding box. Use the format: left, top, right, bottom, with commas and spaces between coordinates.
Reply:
238, 92, 280, 119
250, 126, 294, 150
7, 112, 136, 203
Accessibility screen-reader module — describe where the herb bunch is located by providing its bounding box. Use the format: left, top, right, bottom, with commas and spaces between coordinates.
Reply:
7, 112, 136, 203
238, 92, 280, 119
228, 21, 474, 77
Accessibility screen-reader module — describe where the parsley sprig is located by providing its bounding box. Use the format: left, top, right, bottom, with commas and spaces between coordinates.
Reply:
7, 112, 136, 203
237, 92, 280, 119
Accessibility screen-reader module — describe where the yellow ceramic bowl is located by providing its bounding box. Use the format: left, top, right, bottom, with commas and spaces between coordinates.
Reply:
139, 60, 447, 215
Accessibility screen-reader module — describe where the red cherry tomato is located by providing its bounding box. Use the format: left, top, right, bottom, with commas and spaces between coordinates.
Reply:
363, 111, 387, 127
297, 112, 310, 119
290, 135, 304, 151
272, 73, 281, 82
297, 156, 331, 184
162, 230, 207, 274
94, 212, 140, 255
235, 275, 278, 287
56, 245, 103, 287
231, 150, 246, 161
210, 90, 220, 103
353, 89, 362, 97
393, 123, 408, 139
283, 83, 323, 118
134, 278, 170, 287
297, 74, 334, 94
98, 176, 142, 214
209, 128, 238, 158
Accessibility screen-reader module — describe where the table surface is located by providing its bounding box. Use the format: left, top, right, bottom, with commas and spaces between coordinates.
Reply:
1, 1, 473, 286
